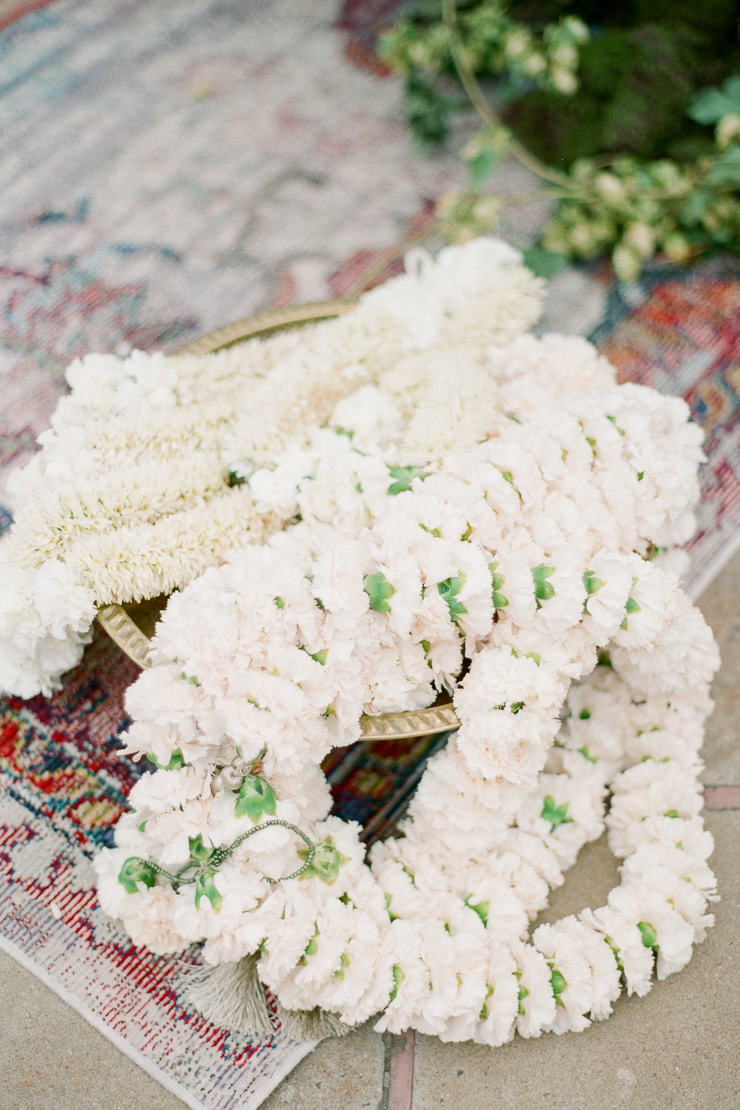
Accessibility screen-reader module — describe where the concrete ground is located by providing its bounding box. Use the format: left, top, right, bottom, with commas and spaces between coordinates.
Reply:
0, 549, 737, 1109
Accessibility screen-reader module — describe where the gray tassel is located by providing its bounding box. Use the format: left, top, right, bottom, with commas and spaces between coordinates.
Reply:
178, 953, 274, 1038
276, 1001, 356, 1040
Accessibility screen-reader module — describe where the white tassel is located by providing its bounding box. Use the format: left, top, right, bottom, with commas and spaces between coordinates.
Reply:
276, 1002, 356, 1040
178, 954, 274, 1037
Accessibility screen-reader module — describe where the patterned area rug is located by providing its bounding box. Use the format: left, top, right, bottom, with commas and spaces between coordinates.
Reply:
2, 1, 740, 1107
593, 259, 740, 600
0, 627, 445, 1110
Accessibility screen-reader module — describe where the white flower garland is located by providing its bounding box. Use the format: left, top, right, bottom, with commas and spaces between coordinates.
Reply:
0, 239, 547, 698
87, 283, 719, 1040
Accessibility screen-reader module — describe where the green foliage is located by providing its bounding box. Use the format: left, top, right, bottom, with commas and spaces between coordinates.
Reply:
541, 147, 740, 280
540, 794, 573, 832
194, 869, 223, 912
531, 564, 555, 606
388, 464, 429, 494
118, 857, 157, 894
145, 748, 184, 770
405, 73, 468, 147
637, 920, 659, 951
689, 76, 740, 126
488, 560, 509, 609
234, 774, 278, 823
363, 571, 397, 613
378, 0, 588, 147
521, 244, 569, 278
437, 571, 468, 623
379, 0, 740, 275
298, 836, 349, 884
507, 24, 706, 165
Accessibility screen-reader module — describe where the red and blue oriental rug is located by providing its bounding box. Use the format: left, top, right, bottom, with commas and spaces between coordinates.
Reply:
1, 0, 740, 1107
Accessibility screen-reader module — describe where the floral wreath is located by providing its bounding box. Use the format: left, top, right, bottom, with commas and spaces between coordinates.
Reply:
0, 239, 719, 1042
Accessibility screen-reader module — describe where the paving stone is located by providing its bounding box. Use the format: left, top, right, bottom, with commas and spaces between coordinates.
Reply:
261, 1021, 385, 1110
697, 550, 740, 786
0, 947, 186, 1110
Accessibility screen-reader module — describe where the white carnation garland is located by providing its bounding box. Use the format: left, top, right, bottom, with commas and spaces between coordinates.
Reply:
88, 289, 719, 1040
0, 238, 546, 698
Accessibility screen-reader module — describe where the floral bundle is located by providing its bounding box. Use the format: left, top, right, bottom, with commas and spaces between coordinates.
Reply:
48, 239, 715, 1043
0, 240, 542, 699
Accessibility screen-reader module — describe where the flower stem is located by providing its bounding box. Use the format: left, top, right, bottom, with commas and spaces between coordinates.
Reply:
441, 0, 572, 190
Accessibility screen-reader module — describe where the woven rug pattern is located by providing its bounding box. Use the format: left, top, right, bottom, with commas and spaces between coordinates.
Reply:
594, 260, 740, 600
0, 628, 441, 1110
2, 1, 740, 1108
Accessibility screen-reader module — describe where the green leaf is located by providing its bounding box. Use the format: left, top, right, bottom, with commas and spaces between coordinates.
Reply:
438, 572, 468, 623
583, 569, 605, 596
404, 73, 466, 148
465, 898, 489, 925
489, 561, 509, 609
388, 464, 428, 495
364, 571, 396, 613
479, 982, 494, 1019
226, 467, 246, 488
522, 245, 570, 279
467, 146, 499, 190
516, 972, 529, 1015
578, 746, 597, 764
235, 775, 278, 823
550, 966, 568, 1003
389, 964, 406, 1002
625, 596, 641, 614
688, 77, 740, 125
302, 927, 320, 963
419, 522, 442, 538
118, 857, 157, 894
532, 564, 555, 606
637, 920, 659, 951
541, 795, 573, 832
705, 146, 740, 188
188, 834, 214, 863
195, 869, 223, 913
679, 189, 712, 225
298, 836, 349, 885
310, 648, 328, 665
145, 749, 184, 770
275, 596, 285, 609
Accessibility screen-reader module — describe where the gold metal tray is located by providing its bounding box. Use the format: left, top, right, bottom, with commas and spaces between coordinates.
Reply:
95, 302, 461, 742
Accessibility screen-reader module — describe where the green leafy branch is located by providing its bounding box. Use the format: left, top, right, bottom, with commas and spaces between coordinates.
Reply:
380, 1, 740, 280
